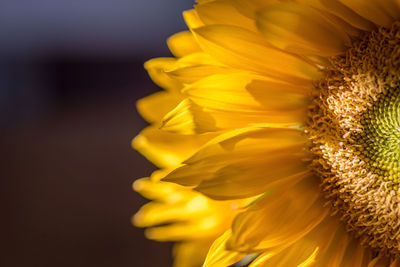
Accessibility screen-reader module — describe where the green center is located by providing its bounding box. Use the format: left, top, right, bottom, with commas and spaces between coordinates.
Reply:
355, 89, 400, 183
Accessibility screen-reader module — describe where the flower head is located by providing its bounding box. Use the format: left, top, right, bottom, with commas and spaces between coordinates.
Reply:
134, 0, 400, 266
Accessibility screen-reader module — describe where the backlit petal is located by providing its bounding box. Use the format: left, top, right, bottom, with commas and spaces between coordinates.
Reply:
192, 24, 321, 83
195, 0, 257, 31
161, 73, 310, 134
339, 0, 397, 28
136, 91, 184, 124
165, 127, 309, 199
133, 126, 216, 168
144, 58, 183, 91
183, 9, 204, 30
231, 0, 277, 18
203, 230, 246, 267
227, 176, 328, 252
296, 0, 376, 31
256, 2, 350, 56
168, 31, 202, 58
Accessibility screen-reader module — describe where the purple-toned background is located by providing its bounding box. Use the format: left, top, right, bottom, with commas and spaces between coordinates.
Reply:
1, 1, 194, 266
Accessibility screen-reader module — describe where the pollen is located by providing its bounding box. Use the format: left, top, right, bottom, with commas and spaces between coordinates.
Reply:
307, 22, 400, 256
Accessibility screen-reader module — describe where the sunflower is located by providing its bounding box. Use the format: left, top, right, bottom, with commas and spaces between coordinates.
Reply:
133, 0, 400, 266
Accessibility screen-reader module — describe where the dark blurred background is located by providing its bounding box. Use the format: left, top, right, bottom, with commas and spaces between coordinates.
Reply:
0, 1, 194, 266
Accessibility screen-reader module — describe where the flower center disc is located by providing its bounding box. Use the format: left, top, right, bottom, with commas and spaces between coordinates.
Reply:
307, 22, 400, 255
356, 89, 400, 182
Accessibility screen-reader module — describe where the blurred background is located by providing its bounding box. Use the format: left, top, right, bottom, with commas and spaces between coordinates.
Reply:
1, 1, 194, 266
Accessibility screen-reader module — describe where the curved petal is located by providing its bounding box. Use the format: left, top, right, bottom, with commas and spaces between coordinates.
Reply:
133, 178, 236, 241
296, 0, 376, 31
248, 215, 372, 267
367, 254, 392, 267
337, 238, 372, 267
249, 247, 318, 267
195, 0, 257, 31
144, 58, 183, 91
176, 52, 223, 66
161, 98, 306, 134
144, 53, 224, 92
192, 24, 321, 84
390, 258, 400, 267
133, 126, 216, 168
339, 0, 397, 28
136, 91, 184, 124
173, 240, 214, 267
183, 9, 204, 30
203, 230, 245, 267
377, 0, 400, 22
164, 127, 308, 194
227, 176, 328, 252
195, 163, 310, 200
167, 31, 202, 58
160, 98, 221, 134
167, 65, 235, 84
231, 0, 277, 19
256, 2, 350, 56
160, 73, 310, 134
183, 73, 310, 109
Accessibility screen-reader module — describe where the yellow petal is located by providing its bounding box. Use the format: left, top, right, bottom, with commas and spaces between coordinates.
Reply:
366, 254, 391, 267
192, 24, 321, 84
314, 224, 350, 266
339, 0, 397, 28
132, 126, 216, 168
377, 0, 400, 22
203, 230, 246, 267
183, 9, 204, 30
136, 91, 184, 124
144, 218, 220, 241
161, 74, 309, 135
195, 0, 257, 31
164, 128, 260, 186
168, 31, 202, 58
144, 58, 183, 91
135, 200, 200, 227
165, 127, 308, 199
161, 98, 221, 134
248, 220, 335, 266
161, 101, 306, 134
148, 169, 172, 182
145, 53, 225, 93
176, 52, 223, 66
133, 178, 203, 227
196, 0, 215, 4
254, 215, 371, 267
296, 0, 376, 31
316, 9, 364, 38
167, 65, 234, 84
256, 2, 350, 56
389, 258, 400, 267
337, 238, 372, 267
133, 177, 182, 203
173, 240, 214, 267
227, 176, 328, 252
140, 198, 235, 241
231, 0, 277, 18
248, 252, 273, 267
250, 247, 319, 267
133, 177, 233, 241
195, 160, 310, 200
183, 73, 310, 110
